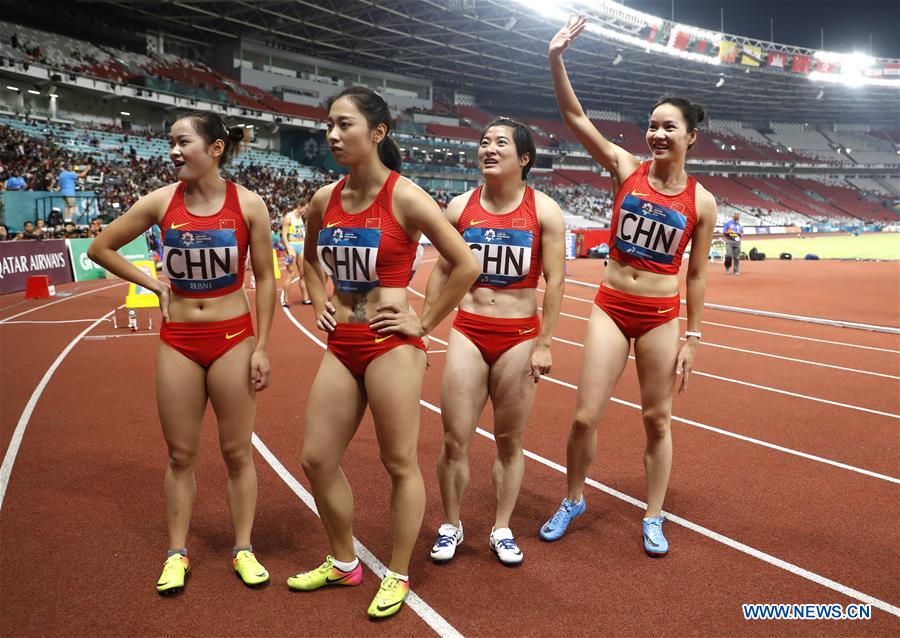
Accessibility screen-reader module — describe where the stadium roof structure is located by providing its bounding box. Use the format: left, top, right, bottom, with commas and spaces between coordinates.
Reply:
84, 0, 900, 126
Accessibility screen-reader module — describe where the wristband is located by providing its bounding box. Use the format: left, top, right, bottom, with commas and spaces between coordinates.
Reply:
685, 331, 702, 340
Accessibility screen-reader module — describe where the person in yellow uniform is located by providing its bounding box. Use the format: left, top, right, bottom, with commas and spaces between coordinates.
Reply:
281, 199, 312, 306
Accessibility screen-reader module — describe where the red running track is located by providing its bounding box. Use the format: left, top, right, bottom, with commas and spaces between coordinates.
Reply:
1, 253, 898, 636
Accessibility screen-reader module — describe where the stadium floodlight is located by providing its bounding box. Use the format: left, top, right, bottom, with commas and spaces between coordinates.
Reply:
120, 111, 130, 116
49, 94, 58, 98
6, 85, 18, 91
27, 89, 40, 95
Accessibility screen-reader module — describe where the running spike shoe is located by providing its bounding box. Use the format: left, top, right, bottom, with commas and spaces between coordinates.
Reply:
286, 555, 363, 591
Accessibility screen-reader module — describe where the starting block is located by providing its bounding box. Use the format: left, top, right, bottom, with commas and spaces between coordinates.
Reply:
113, 307, 153, 332
24, 275, 56, 299
125, 260, 160, 309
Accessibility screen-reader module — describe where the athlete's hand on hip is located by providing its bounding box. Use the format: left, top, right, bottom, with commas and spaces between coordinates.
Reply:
316, 300, 337, 332
530, 343, 552, 383
549, 14, 587, 57
250, 349, 271, 391
370, 304, 424, 338
675, 340, 698, 393
154, 282, 172, 322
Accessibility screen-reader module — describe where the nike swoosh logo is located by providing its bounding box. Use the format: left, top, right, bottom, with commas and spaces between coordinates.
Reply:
376, 600, 404, 613
469, 219, 488, 225
374, 335, 394, 343
656, 307, 675, 314
325, 574, 349, 584
326, 221, 340, 228
518, 327, 535, 334
171, 222, 189, 229
631, 191, 651, 197
226, 329, 247, 339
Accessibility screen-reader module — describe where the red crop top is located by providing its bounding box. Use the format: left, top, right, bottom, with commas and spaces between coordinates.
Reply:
161, 180, 250, 298
456, 185, 542, 289
609, 161, 698, 275
316, 171, 422, 293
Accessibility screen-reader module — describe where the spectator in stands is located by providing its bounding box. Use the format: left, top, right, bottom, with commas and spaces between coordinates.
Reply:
88, 218, 102, 237
722, 211, 744, 275
34, 219, 47, 238
539, 15, 717, 557
0, 224, 9, 241
57, 161, 91, 221
16, 220, 39, 240
5, 173, 26, 190
63, 221, 78, 238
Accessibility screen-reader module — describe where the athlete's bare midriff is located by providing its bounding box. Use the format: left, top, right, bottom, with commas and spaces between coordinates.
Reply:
458, 286, 538, 318
167, 287, 252, 322
603, 258, 680, 298
332, 286, 411, 323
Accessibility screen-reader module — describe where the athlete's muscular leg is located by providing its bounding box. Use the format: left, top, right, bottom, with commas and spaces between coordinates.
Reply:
633, 318, 680, 518
156, 343, 209, 551
488, 337, 537, 530
300, 352, 368, 562
565, 306, 630, 501
437, 328, 490, 527
365, 345, 427, 576
207, 338, 259, 548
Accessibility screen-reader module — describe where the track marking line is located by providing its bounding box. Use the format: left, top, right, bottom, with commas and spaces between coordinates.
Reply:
546, 335, 898, 419
424, 334, 899, 482
409, 286, 897, 414
538, 288, 900, 353
83, 333, 158, 340
563, 277, 900, 334
0, 282, 125, 324
551, 304, 898, 379
279, 307, 463, 637
286, 311, 900, 618
0, 308, 118, 510
2, 319, 112, 325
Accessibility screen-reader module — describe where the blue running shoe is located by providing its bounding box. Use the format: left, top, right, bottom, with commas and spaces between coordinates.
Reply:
642, 516, 668, 557
539, 497, 586, 541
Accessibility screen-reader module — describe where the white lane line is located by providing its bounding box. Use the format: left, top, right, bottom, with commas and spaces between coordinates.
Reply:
410, 286, 898, 414
279, 307, 462, 637
562, 277, 900, 334
540, 287, 900, 354
425, 334, 899, 482
2, 319, 112, 325
0, 281, 125, 324
253, 432, 463, 638
83, 333, 158, 340
287, 313, 900, 618
551, 299, 897, 380
690, 339, 899, 380
545, 336, 898, 419
0, 308, 117, 510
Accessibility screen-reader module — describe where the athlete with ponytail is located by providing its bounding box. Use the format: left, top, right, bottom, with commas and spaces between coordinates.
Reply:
286, 87, 479, 618
88, 113, 276, 593
538, 16, 717, 556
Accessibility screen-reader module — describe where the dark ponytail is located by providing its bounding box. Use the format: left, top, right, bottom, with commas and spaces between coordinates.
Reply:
181, 112, 245, 165
327, 86, 402, 173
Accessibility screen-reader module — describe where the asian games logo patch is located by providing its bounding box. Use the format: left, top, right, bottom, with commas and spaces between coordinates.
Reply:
484, 229, 497, 242
181, 232, 195, 246
332, 228, 344, 243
